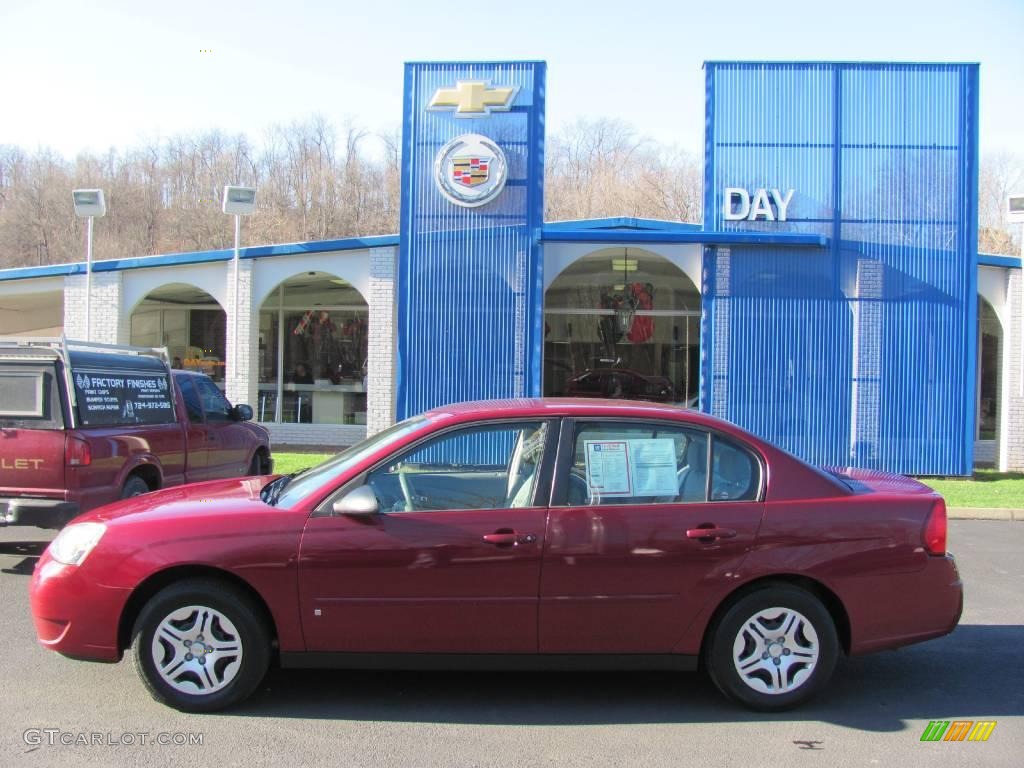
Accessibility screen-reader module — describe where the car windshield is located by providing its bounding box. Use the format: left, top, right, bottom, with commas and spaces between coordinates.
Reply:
267, 416, 428, 509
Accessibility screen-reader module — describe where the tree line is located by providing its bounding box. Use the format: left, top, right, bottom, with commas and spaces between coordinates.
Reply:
0, 116, 1019, 269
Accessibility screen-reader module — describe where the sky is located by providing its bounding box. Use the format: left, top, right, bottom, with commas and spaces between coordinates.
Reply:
2, 0, 1022, 160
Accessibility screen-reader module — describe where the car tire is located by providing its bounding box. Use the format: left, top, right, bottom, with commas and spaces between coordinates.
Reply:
130, 578, 271, 713
121, 475, 151, 499
705, 584, 838, 711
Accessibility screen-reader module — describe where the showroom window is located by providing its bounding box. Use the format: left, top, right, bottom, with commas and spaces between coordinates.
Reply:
258, 272, 368, 425
544, 249, 701, 407
130, 284, 226, 387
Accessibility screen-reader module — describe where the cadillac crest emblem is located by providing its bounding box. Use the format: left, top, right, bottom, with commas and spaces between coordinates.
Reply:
434, 133, 508, 208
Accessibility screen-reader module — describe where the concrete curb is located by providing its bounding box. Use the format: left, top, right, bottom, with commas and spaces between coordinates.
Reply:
948, 507, 1022, 521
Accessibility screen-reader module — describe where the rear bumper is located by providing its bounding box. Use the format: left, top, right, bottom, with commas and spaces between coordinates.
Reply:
0, 497, 79, 529
30, 552, 129, 662
849, 553, 964, 655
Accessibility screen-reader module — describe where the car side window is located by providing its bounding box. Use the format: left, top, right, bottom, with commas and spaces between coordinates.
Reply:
364, 421, 549, 513
561, 421, 709, 506
711, 437, 760, 501
176, 377, 204, 423
195, 376, 232, 422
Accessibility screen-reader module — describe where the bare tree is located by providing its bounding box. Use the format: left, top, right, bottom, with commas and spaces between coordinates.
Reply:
0, 118, 1016, 270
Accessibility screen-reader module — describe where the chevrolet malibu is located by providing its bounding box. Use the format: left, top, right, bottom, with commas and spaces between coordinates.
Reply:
30, 399, 962, 713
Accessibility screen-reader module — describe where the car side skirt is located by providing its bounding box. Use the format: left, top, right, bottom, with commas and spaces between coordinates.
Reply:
279, 652, 699, 672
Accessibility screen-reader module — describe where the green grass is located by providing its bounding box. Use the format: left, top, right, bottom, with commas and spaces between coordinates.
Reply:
272, 452, 333, 476
270, 450, 1024, 509
917, 471, 1024, 509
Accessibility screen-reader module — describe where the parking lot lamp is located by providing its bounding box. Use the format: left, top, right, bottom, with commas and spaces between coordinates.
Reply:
222, 186, 257, 386
71, 189, 106, 341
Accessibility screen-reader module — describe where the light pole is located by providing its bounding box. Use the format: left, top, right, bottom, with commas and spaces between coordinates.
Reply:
71, 189, 106, 341
222, 185, 257, 394
1008, 194, 1024, 396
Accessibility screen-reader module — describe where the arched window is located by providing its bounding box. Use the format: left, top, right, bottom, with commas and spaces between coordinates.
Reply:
257, 272, 368, 425
130, 283, 226, 386
544, 249, 701, 405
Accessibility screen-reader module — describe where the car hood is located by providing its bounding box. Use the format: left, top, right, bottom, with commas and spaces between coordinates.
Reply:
77, 475, 278, 525
824, 467, 937, 496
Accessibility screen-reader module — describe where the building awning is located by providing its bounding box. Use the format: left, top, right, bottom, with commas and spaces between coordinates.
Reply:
540, 227, 829, 248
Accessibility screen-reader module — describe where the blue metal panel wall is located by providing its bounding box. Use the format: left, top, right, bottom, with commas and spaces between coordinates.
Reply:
703, 62, 979, 475
397, 61, 546, 421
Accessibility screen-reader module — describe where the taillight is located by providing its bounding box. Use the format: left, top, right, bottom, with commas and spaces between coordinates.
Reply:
65, 435, 92, 467
923, 498, 947, 556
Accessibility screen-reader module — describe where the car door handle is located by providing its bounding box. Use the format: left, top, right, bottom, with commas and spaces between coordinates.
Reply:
686, 527, 737, 540
483, 531, 537, 547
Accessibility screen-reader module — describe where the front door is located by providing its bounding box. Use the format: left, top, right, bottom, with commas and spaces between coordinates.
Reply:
540, 419, 766, 653
298, 419, 555, 653
194, 375, 250, 477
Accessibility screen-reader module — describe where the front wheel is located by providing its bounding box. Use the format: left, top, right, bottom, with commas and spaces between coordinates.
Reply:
130, 579, 270, 712
121, 475, 150, 499
705, 585, 839, 711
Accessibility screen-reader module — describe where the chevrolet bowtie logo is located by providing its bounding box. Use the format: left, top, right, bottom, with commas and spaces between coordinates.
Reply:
428, 81, 518, 116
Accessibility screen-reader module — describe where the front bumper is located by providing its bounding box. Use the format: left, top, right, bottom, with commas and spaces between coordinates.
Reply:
1, 497, 79, 529
29, 551, 131, 662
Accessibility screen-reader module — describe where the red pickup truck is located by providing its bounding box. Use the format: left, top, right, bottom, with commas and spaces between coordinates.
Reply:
0, 339, 271, 529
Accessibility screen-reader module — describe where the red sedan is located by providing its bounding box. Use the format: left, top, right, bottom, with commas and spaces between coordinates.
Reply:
29, 399, 962, 713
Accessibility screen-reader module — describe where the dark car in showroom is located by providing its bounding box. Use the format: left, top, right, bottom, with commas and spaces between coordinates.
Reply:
30, 399, 961, 713
565, 368, 675, 402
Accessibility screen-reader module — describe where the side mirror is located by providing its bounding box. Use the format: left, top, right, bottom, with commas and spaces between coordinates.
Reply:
233, 404, 253, 422
332, 485, 379, 517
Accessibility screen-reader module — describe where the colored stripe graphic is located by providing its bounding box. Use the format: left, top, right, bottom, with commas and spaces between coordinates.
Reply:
944, 722, 973, 741
967, 722, 996, 742
919, 720, 996, 742
921, 721, 949, 741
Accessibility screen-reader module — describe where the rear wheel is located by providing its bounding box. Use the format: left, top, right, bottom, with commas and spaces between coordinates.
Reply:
705, 585, 838, 711
121, 475, 150, 499
130, 579, 270, 712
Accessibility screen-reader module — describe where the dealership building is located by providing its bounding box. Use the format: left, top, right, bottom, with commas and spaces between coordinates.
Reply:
0, 60, 1021, 476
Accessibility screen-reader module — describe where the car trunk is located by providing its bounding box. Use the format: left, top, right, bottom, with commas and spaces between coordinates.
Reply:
824, 467, 936, 496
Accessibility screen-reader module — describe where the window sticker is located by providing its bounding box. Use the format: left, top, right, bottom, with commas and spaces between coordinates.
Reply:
629, 439, 679, 496
583, 438, 679, 498
584, 441, 632, 496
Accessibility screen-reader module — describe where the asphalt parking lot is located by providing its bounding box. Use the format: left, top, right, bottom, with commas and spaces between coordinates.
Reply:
0, 520, 1021, 768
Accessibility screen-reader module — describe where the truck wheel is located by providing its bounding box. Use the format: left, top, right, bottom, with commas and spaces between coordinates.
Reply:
121, 476, 151, 499
249, 451, 269, 476
130, 578, 271, 712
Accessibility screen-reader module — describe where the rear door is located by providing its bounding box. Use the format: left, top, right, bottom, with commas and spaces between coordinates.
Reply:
0, 363, 66, 495
540, 418, 766, 653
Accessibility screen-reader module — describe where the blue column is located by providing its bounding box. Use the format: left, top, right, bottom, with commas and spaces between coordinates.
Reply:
396, 61, 546, 420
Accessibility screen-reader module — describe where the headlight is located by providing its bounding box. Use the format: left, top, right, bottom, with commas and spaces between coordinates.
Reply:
49, 522, 106, 566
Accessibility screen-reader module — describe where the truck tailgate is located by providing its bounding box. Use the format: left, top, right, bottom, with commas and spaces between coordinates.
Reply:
0, 428, 67, 497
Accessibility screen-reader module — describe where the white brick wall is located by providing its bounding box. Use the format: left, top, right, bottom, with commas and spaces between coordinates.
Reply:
63, 271, 127, 344
1004, 270, 1023, 471
367, 246, 397, 435
261, 422, 366, 450
224, 260, 258, 409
